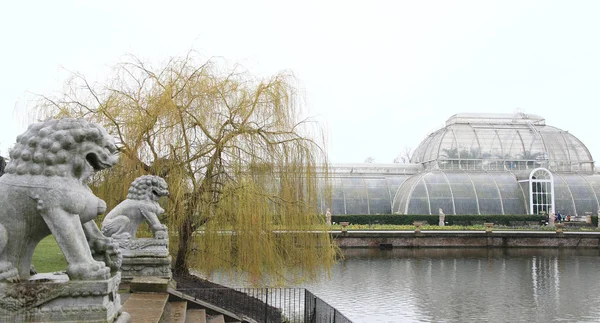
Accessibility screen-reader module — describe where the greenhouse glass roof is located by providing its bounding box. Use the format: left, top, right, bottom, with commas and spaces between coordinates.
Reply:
411, 113, 594, 172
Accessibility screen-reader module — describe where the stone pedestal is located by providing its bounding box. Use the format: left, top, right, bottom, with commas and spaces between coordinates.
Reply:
0, 272, 129, 323
413, 221, 424, 234
340, 222, 349, 233
115, 238, 172, 282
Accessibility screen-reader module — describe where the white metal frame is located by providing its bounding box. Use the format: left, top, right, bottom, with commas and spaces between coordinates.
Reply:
528, 168, 555, 215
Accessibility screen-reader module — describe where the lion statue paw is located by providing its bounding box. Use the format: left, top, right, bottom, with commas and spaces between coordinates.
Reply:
67, 261, 111, 281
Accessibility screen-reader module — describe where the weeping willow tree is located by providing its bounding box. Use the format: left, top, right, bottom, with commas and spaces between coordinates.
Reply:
35, 53, 338, 285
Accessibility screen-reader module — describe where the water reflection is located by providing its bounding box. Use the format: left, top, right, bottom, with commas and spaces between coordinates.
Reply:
319, 248, 600, 322
209, 248, 600, 322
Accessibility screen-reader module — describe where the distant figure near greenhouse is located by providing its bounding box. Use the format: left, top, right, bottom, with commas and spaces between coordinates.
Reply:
322, 112, 600, 218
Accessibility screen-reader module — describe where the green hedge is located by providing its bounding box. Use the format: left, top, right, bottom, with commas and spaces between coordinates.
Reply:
331, 214, 547, 226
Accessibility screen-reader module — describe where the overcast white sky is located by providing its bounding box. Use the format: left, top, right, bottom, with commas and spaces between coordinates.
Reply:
1, 0, 600, 164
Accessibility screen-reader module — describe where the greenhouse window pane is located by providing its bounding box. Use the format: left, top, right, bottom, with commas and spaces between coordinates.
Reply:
345, 199, 368, 214
430, 199, 454, 215
331, 199, 346, 215
454, 198, 478, 214
478, 198, 503, 214
369, 199, 392, 214
407, 198, 430, 215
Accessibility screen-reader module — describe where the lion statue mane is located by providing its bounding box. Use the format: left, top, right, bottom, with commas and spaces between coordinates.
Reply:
101, 175, 169, 240
0, 118, 121, 282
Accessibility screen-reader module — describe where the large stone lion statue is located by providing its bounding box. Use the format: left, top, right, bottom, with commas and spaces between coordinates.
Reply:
102, 175, 169, 240
0, 118, 121, 282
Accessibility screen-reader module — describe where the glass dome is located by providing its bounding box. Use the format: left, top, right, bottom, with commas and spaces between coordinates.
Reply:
411, 113, 594, 173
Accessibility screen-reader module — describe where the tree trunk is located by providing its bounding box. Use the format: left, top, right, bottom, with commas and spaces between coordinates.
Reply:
173, 213, 194, 276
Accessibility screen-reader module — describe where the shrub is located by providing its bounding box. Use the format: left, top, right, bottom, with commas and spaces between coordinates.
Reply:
330, 214, 546, 226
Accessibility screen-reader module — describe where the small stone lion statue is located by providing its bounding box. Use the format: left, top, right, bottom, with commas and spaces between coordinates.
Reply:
0, 118, 121, 282
101, 175, 169, 240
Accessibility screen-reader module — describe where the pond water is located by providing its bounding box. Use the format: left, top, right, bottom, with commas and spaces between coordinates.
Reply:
209, 248, 600, 323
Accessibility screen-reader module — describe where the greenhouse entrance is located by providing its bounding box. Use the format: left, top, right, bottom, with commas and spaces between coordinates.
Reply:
528, 168, 554, 216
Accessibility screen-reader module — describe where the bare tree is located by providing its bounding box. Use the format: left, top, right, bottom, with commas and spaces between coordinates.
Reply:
393, 146, 413, 164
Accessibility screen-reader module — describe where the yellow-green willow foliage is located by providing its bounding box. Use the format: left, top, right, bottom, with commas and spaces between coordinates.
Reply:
35, 53, 338, 285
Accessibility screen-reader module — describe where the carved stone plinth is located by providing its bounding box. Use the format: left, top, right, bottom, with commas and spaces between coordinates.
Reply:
115, 238, 172, 282
0, 272, 129, 323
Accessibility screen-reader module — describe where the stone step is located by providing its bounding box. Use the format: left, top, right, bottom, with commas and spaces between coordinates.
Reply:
162, 301, 188, 323
185, 309, 207, 323
207, 314, 225, 323
122, 293, 169, 323
130, 276, 170, 293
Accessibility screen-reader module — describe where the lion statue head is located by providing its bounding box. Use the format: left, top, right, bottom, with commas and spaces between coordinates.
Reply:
5, 118, 119, 180
127, 175, 169, 201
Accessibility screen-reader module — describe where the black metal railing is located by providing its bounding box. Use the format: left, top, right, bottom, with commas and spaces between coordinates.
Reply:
177, 287, 353, 323
304, 289, 353, 323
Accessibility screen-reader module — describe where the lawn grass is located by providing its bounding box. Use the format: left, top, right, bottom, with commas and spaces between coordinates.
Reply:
32, 235, 67, 273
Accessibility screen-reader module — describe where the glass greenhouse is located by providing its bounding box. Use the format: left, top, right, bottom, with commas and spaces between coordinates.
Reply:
323, 113, 600, 216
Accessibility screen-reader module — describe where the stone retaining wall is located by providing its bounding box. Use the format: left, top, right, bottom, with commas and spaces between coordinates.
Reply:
333, 232, 600, 248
